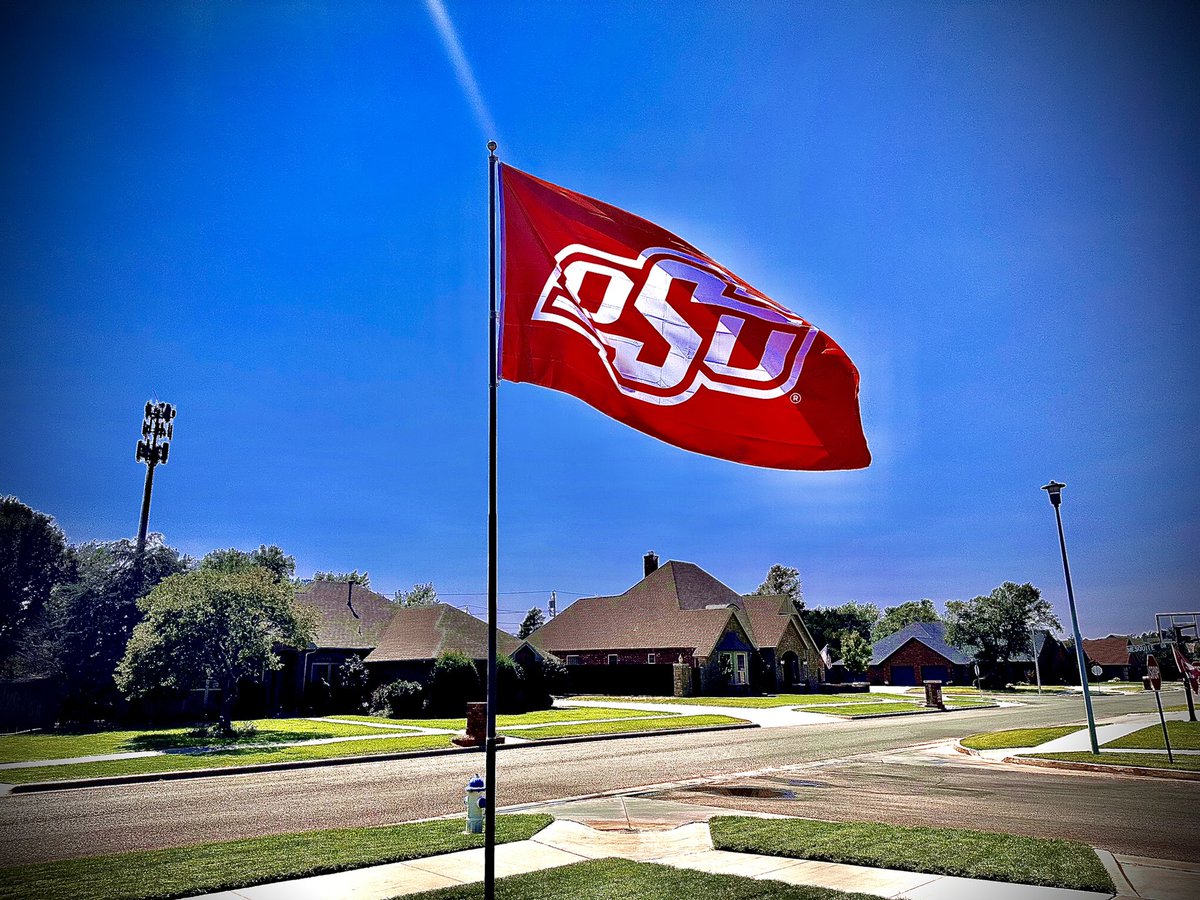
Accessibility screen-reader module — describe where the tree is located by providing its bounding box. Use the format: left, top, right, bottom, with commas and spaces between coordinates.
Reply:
0, 497, 72, 668
945, 582, 1062, 684
395, 582, 438, 607
427, 650, 481, 714
840, 630, 872, 675
874, 600, 941, 641
47, 536, 189, 720
200, 545, 295, 584
805, 601, 881, 656
313, 570, 370, 587
517, 607, 545, 639
753, 564, 803, 609
116, 568, 315, 733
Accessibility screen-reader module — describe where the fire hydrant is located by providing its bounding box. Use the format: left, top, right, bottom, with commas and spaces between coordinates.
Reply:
464, 774, 486, 834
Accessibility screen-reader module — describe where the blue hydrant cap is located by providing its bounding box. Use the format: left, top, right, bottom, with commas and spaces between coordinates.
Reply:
468, 775, 485, 790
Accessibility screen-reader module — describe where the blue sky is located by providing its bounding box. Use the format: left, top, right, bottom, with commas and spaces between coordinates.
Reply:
2, 2, 1196, 638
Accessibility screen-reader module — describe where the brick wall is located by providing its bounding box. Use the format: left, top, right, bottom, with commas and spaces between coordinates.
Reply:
868, 638, 958, 685
559, 648, 695, 666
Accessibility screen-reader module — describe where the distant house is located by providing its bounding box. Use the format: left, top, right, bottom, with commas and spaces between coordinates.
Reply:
528, 554, 824, 696
264, 580, 398, 713
855, 621, 973, 686
1002, 629, 1073, 685
1082, 635, 1139, 681
364, 603, 523, 684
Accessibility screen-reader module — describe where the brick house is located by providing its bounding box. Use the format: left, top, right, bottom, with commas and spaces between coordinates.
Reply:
1082, 635, 1139, 681
859, 621, 972, 686
1001, 629, 1073, 685
741, 595, 825, 691
528, 554, 825, 695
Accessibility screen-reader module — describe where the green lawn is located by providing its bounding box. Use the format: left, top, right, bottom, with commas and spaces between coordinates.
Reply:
1027, 751, 1200, 772
1104, 721, 1200, 751
960, 726, 1082, 750
404, 858, 883, 900
0, 718, 395, 764
328, 706, 670, 731
568, 693, 882, 708
800, 702, 932, 717
0, 815, 551, 900
1, 734, 453, 785
512, 714, 745, 740
709, 816, 1113, 893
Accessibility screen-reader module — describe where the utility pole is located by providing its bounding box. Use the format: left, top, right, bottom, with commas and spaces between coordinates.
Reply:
135, 401, 176, 560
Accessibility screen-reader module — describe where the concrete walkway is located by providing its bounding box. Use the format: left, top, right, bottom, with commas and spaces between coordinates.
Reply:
180, 795, 1198, 900
1032, 711, 1190, 754
557, 697, 856, 727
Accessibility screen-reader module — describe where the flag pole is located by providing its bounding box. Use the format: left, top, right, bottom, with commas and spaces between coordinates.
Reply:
484, 138, 499, 900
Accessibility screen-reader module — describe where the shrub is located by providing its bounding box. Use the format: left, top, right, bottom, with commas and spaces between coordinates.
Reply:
335, 655, 371, 713
497, 654, 526, 713
521, 655, 568, 709
427, 651, 481, 714
370, 679, 425, 718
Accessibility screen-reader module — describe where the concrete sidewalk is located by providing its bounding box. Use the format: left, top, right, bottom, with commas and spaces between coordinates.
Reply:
1033, 712, 1190, 753
183, 796, 1200, 900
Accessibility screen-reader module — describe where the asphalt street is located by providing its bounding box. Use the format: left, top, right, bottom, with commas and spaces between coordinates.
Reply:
2, 691, 1190, 867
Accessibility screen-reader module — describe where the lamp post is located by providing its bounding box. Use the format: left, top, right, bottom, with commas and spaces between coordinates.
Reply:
135, 401, 176, 560
1041, 480, 1099, 754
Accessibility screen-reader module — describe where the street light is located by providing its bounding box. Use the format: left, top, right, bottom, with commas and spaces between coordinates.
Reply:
1041, 480, 1099, 754
136, 401, 176, 559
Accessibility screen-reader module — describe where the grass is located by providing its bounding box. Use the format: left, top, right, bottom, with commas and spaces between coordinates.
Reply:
709, 816, 1114, 893
568, 693, 883, 708
0, 718, 395, 764
512, 714, 745, 740
1104, 721, 1200, 751
328, 706, 670, 731
0, 814, 551, 900
960, 725, 1082, 750
1, 734, 453, 784
1027, 751, 1200, 772
800, 702, 933, 717
403, 858, 883, 900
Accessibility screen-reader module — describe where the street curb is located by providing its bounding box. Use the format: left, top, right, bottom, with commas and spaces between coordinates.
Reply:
4, 722, 758, 794
837, 704, 999, 721
1006, 754, 1200, 782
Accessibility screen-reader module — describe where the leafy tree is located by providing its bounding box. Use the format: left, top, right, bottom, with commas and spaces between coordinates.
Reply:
47, 536, 189, 720
395, 582, 438, 607
945, 582, 1062, 684
201, 545, 295, 584
873, 599, 941, 641
0, 497, 73, 667
313, 570, 370, 587
839, 630, 873, 675
116, 568, 315, 733
805, 601, 881, 656
753, 564, 803, 609
517, 607, 545, 639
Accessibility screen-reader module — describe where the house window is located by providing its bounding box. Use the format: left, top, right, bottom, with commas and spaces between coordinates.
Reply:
566, 655, 581, 666
310, 662, 334, 685
608, 654, 619, 665
647, 653, 656, 665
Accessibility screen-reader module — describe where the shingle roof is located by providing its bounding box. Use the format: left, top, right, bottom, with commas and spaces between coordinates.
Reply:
1009, 628, 1059, 663
295, 581, 398, 650
870, 621, 971, 666
740, 595, 792, 647
1082, 635, 1131, 666
527, 561, 746, 657
365, 604, 520, 663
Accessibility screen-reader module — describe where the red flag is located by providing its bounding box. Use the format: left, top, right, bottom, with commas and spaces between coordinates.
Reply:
1173, 643, 1200, 694
498, 165, 870, 470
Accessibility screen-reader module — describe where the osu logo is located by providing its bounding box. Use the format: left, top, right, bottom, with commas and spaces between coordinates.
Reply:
533, 245, 819, 406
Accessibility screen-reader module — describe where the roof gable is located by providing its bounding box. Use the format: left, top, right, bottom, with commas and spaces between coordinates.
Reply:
296, 581, 398, 650
365, 604, 520, 663
1082, 636, 1131, 666
870, 621, 971, 666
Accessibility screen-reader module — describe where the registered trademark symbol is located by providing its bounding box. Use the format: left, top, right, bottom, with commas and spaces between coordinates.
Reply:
790, 392, 801, 404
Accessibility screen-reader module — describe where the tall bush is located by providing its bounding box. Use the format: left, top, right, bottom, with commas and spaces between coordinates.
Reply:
370, 679, 424, 718
427, 651, 480, 714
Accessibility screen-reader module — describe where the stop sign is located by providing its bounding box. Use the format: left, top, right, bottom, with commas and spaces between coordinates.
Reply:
1147, 654, 1162, 691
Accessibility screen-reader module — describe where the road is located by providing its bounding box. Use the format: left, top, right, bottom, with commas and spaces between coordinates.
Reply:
2, 691, 1191, 866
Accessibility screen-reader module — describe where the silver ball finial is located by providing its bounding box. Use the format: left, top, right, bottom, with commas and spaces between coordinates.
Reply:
487, 140, 497, 153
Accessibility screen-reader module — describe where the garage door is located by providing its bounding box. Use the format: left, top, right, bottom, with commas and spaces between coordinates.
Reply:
890, 665, 916, 686
921, 665, 948, 683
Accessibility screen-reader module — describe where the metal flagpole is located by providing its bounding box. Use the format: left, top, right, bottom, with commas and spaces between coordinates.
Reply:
484, 139, 499, 900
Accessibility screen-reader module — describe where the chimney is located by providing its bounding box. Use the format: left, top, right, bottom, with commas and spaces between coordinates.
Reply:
643, 550, 659, 577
